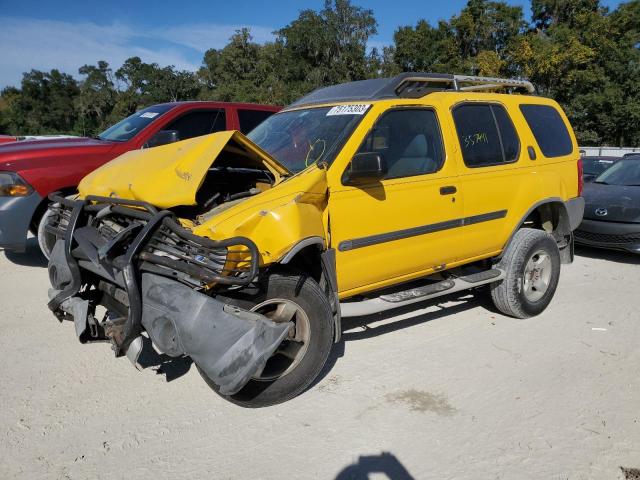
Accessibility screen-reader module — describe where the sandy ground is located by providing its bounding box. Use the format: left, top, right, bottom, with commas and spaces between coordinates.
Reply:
1, 237, 639, 480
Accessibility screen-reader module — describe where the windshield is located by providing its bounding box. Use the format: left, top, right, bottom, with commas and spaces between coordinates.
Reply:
247, 106, 368, 173
583, 158, 615, 176
98, 105, 174, 142
595, 158, 640, 186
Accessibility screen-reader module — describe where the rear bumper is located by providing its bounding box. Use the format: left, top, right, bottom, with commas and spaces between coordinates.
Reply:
575, 218, 640, 253
566, 196, 585, 231
45, 194, 288, 395
0, 192, 42, 251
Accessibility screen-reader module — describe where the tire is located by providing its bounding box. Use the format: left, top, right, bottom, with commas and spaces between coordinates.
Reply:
37, 203, 58, 260
490, 228, 561, 319
198, 270, 334, 408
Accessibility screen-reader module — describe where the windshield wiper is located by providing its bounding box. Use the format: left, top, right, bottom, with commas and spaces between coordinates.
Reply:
593, 180, 609, 185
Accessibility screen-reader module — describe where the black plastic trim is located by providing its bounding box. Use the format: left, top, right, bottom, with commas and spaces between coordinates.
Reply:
48, 199, 84, 313
338, 209, 507, 251
118, 210, 173, 353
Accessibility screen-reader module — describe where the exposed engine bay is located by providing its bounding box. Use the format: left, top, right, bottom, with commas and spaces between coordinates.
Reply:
173, 145, 277, 221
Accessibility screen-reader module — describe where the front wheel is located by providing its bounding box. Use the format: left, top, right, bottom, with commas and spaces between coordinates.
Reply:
490, 228, 561, 319
198, 270, 334, 408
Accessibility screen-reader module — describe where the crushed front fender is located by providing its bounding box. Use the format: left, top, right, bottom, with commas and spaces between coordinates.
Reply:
141, 273, 292, 395
45, 194, 287, 395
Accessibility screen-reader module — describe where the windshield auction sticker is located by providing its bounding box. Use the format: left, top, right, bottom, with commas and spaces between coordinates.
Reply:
140, 112, 160, 119
326, 104, 371, 116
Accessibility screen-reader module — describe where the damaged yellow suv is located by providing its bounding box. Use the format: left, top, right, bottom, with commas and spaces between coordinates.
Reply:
44, 73, 584, 407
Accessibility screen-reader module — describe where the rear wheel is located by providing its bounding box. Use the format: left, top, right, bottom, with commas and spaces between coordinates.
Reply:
198, 270, 334, 408
490, 228, 561, 318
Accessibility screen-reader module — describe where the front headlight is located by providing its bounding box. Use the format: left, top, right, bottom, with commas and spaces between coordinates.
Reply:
0, 172, 33, 197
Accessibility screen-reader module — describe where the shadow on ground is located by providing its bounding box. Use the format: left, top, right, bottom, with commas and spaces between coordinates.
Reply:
2, 237, 47, 268
575, 245, 640, 265
151, 291, 487, 388
135, 335, 193, 382
2, 238, 497, 392
309, 290, 491, 391
334, 452, 415, 480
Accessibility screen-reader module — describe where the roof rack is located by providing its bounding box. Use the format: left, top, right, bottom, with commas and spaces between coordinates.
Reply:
395, 74, 535, 97
286, 72, 535, 109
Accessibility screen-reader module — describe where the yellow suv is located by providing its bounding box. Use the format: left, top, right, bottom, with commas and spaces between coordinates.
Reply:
45, 73, 585, 407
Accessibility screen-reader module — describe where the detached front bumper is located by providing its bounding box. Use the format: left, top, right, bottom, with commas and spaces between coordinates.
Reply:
0, 192, 42, 251
46, 194, 290, 395
575, 218, 640, 253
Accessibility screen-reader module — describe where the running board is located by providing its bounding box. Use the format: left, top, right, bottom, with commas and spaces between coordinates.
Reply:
340, 269, 505, 317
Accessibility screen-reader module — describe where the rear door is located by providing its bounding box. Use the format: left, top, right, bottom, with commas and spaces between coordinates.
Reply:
450, 102, 524, 260
328, 105, 463, 295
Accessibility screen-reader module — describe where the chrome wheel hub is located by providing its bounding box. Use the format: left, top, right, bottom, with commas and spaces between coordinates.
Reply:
250, 298, 310, 381
522, 249, 552, 302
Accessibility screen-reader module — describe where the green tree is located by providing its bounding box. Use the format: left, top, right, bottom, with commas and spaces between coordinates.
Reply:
75, 61, 116, 135
276, 0, 377, 92
511, 0, 639, 145
393, 20, 459, 73
4, 69, 79, 135
0, 0, 637, 147
531, 0, 601, 29
392, 0, 525, 76
198, 28, 266, 102
111, 56, 200, 122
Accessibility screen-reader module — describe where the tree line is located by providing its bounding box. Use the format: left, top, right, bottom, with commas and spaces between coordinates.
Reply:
0, 0, 638, 146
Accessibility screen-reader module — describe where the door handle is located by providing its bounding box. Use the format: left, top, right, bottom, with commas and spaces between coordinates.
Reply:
440, 186, 457, 195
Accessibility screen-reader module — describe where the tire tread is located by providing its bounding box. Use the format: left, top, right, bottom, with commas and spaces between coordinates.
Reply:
490, 228, 560, 319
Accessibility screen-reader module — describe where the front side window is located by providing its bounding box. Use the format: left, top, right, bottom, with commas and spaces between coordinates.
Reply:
453, 103, 520, 168
164, 109, 226, 141
520, 104, 573, 158
98, 104, 174, 142
247, 106, 366, 173
355, 108, 445, 179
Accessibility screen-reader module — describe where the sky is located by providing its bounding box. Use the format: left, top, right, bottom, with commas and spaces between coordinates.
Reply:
0, 0, 626, 89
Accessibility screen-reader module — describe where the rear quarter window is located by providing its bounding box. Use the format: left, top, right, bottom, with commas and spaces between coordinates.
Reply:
519, 104, 573, 158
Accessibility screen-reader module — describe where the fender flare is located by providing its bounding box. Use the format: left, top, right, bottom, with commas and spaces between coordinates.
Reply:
278, 237, 342, 343
499, 197, 580, 260
280, 236, 325, 264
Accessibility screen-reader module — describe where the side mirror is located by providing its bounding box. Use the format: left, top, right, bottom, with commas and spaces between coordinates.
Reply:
343, 152, 387, 185
144, 130, 180, 148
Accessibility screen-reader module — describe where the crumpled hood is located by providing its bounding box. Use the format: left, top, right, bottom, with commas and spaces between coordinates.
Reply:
78, 130, 290, 209
582, 182, 640, 223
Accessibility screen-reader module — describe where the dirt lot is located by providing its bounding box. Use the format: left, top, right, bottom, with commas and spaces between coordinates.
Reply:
1, 238, 639, 479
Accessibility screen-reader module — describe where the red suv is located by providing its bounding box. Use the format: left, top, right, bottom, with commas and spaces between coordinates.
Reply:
0, 101, 280, 257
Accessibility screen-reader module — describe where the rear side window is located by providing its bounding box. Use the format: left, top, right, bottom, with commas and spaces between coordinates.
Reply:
520, 104, 573, 158
452, 104, 520, 168
238, 109, 276, 134
165, 109, 226, 141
